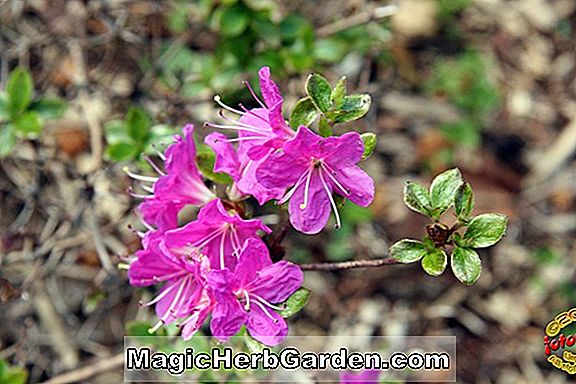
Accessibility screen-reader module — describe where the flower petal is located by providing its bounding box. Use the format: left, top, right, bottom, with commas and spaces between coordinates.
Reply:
320, 131, 364, 168
238, 155, 289, 204
155, 275, 198, 324
258, 66, 283, 108
234, 238, 272, 286
138, 200, 182, 231
288, 172, 331, 235
255, 150, 307, 190
210, 295, 247, 342
282, 125, 322, 159
249, 261, 303, 303
204, 133, 240, 180
334, 166, 374, 207
128, 233, 184, 287
246, 304, 288, 346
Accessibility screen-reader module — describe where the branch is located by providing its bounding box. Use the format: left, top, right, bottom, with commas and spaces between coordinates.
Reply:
40, 353, 124, 384
299, 257, 400, 271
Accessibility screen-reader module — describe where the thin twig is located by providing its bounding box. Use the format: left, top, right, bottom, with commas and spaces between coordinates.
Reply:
316, 4, 398, 38
299, 257, 400, 271
40, 352, 124, 384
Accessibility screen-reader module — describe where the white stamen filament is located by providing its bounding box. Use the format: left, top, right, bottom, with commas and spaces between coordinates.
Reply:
252, 299, 279, 323
223, 136, 263, 143
243, 81, 267, 109
219, 227, 227, 270
163, 275, 190, 321
144, 156, 166, 176
278, 167, 313, 205
139, 279, 181, 307
217, 110, 271, 134
239, 104, 271, 124
243, 290, 251, 311
205, 122, 269, 136
148, 271, 187, 283
252, 294, 284, 311
229, 225, 243, 258
319, 171, 342, 229
320, 163, 350, 196
123, 167, 159, 183
141, 184, 155, 193
299, 168, 314, 209
190, 227, 227, 250
214, 95, 245, 115
148, 320, 164, 334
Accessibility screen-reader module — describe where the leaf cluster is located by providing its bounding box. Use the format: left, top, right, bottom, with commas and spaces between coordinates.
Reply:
0, 68, 67, 157
391, 168, 508, 285
290, 74, 376, 159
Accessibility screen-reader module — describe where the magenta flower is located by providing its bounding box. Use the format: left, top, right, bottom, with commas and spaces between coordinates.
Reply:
256, 126, 374, 234
128, 229, 213, 338
163, 199, 271, 270
204, 132, 285, 204
340, 369, 380, 383
204, 66, 294, 204
207, 238, 303, 346
127, 124, 215, 229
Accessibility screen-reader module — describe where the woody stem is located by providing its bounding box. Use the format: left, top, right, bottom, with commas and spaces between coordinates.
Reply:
298, 257, 400, 271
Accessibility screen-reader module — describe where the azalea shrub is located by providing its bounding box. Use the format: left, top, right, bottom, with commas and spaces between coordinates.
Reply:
124, 67, 507, 348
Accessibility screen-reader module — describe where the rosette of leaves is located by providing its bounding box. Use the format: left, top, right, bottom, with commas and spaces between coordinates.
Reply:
389, 168, 508, 285
0, 67, 67, 157
289, 73, 377, 160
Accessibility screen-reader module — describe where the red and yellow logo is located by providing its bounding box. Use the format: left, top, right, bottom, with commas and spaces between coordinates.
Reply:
544, 307, 576, 374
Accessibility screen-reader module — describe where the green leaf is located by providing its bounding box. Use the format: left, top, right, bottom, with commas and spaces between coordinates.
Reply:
0, 124, 16, 157
429, 168, 463, 218
104, 120, 130, 144
318, 115, 332, 137
126, 107, 152, 142
244, 333, 266, 354
451, 246, 482, 285
13, 111, 42, 137
360, 132, 377, 160
219, 4, 250, 37
196, 144, 234, 185
0, 95, 8, 119
106, 142, 138, 162
306, 73, 332, 113
125, 321, 151, 336
30, 98, 68, 119
390, 239, 428, 263
421, 248, 447, 276
29, 98, 67, 119
463, 213, 508, 248
278, 287, 310, 318
289, 97, 318, 129
0, 360, 27, 384
454, 182, 474, 219
330, 76, 347, 110
329, 94, 371, 124
6, 68, 33, 116
404, 181, 432, 216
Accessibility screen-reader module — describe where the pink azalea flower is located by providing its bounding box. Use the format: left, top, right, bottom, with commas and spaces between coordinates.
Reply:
127, 124, 215, 229
340, 369, 380, 383
163, 199, 271, 270
256, 126, 375, 234
204, 66, 294, 204
207, 238, 303, 346
128, 229, 213, 337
